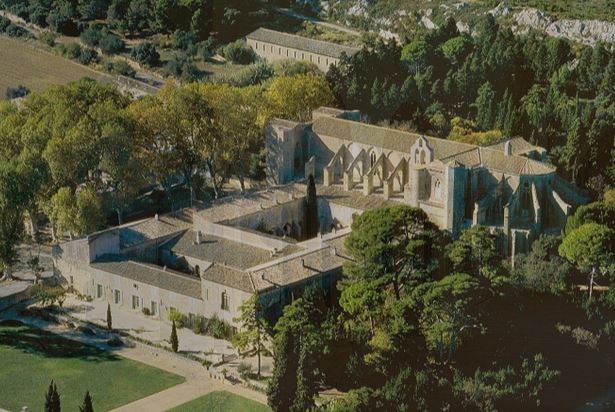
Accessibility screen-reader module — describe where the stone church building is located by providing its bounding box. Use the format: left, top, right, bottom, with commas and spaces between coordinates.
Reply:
52, 107, 585, 329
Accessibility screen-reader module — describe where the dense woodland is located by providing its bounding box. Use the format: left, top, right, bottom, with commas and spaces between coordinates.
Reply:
0, 5, 614, 412
328, 16, 614, 192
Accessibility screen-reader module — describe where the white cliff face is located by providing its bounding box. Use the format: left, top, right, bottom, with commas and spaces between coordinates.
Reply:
513, 7, 615, 46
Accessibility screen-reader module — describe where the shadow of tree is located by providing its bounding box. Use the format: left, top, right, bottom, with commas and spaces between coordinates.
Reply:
0, 325, 120, 363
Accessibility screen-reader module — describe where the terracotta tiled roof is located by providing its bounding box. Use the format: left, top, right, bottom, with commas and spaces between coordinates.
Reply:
163, 230, 295, 270
91, 258, 202, 299
485, 136, 545, 155
246, 27, 360, 59
312, 116, 556, 176
201, 264, 255, 293
120, 215, 191, 249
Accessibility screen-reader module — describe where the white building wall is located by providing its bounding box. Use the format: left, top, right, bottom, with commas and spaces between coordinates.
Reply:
246, 38, 340, 72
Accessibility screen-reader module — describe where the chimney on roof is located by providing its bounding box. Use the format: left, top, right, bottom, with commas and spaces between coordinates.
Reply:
163, 265, 167, 271
504, 139, 513, 156
154, 213, 159, 221
331, 247, 337, 257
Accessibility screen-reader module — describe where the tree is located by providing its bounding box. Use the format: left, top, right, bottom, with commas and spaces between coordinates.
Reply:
513, 235, 570, 295
79, 390, 94, 412
0, 162, 27, 277
131, 42, 160, 67
474, 82, 496, 130
412, 273, 485, 363
304, 174, 319, 238
559, 223, 615, 298
107, 303, 112, 330
292, 342, 317, 412
343, 205, 440, 302
267, 327, 298, 412
232, 294, 267, 378
170, 320, 179, 352
45, 380, 61, 412
447, 226, 501, 281
265, 75, 335, 123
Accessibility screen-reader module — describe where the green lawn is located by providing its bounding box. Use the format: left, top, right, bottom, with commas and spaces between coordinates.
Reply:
0, 322, 184, 411
169, 391, 271, 412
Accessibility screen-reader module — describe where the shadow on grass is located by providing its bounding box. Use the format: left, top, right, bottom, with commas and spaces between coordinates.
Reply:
0, 324, 121, 363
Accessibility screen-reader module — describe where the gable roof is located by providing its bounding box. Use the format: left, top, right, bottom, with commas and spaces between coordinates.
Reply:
246, 28, 360, 59
91, 258, 202, 299
312, 116, 556, 176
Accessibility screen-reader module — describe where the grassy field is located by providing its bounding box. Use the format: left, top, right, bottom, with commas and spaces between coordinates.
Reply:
0, 35, 111, 99
0, 322, 184, 411
169, 391, 271, 412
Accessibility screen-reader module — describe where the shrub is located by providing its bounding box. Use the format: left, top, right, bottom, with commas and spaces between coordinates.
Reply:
202, 359, 212, 369
198, 36, 218, 60
80, 25, 102, 47
274, 59, 320, 77
46, 9, 78, 35
214, 61, 274, 87
0, 17, 10, 32
61, 42, 83, 59
5, 24, 30, 38
168, 308, 184, 328
221, 39, 255, 64
142, 307, 151, 316
111, 60, 136, 77
131, 42, 160, 67
39, 31, 57, 47
99, 33, 124, 55
5, 85, 30, 99
237, 362, 253, 381
171, 29, 198, 51
78, 48, 98, 65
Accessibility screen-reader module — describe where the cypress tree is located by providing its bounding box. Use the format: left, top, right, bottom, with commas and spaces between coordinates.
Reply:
304, 174, 319, 239
44, 381, 54, 412
291, 342, 317, 412
267, 328, 298, 412
170, 320, 179, 352
79, 390, 94, 412
106, 303, 112, 330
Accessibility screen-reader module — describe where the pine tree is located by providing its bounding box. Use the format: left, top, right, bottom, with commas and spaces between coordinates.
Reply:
303, 174, 319, 239
106, 303, 112, 330
170, 320, 179, 352
267, 328, 298, 412
79, 390, 94, 412
45, 380, 61, 412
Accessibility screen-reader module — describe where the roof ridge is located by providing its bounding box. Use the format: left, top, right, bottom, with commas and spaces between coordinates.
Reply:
248, 27, 360, 51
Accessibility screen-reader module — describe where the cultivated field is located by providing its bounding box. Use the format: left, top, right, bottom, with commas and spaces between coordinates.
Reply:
0, 321, 184, 411
0, 35, 111, 98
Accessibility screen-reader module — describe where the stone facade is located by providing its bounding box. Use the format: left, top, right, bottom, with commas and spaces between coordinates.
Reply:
246, 28, 360, 72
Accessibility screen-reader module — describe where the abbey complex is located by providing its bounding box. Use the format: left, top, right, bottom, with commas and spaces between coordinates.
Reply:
53, 106, 586, 326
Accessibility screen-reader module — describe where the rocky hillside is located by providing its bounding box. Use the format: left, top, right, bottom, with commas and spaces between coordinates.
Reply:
305, 0, 615, 46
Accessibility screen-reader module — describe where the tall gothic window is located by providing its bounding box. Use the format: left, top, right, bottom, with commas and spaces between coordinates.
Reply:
434, 179, 442, 199
370, 151, 377, 168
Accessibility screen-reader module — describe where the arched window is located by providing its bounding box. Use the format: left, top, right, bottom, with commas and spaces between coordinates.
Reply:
419, 150, 426, 165
414, 149, 420, 163
283, 223, 292, 237
434, 179, 442, 199
370, 151, 377, 168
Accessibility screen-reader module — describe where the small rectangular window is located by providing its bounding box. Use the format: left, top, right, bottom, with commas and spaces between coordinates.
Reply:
255, 42, 258, 50
151, 301, 158, 316
221, 291, 230, 311
278, 47, 281, 54
114, 290, 121, 304
96, 284, 103, 299
132, 295, 140, 310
